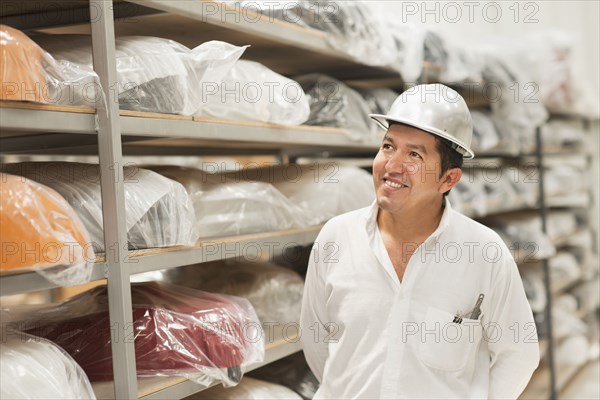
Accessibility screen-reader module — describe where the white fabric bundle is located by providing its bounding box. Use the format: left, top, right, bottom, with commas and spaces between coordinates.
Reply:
33, 34, 246, 114
271, 164, 375, 221
149, 166, 322, 238
197, 60, 310, 125
0, 332, 95, 399
470, 110, 500, 153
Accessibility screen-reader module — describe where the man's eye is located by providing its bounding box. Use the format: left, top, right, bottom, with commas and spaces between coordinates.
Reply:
382, 144, 392, 150
410, 151, 422, 159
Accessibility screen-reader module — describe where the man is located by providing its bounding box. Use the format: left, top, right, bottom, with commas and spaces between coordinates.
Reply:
300, 84, 539, 399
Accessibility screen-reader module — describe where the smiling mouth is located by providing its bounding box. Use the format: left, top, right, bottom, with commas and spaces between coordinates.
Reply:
383, 178, 408, 189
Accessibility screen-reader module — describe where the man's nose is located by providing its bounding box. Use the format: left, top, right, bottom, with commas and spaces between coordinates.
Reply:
387, 153, 414, 174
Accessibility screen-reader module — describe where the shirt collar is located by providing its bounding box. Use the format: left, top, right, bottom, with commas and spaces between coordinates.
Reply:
365, 197, 453, 243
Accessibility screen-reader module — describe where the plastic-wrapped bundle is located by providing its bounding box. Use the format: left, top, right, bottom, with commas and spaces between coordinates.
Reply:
2, 162, 198, 251
551, 294, 587, 339
483, 173, 520, 210
159, 261, 304, 325
452, 172, 487, 217
267, 164, 375, 221
520, 269, 546, 314
374, 20, 425, 82
542, 119, 588, 152
555, 335, 590, 367
508, 166, 539, 208
470, 110, 500, 153
33, 34, 246, 114
572, 276, 600, 320
480, 54, 548, 153
248, 352, 319, 400
0, 331, 96, 399
545, 164, 587, 198
232, 1, 395, 68
185, 376, 302, 399
149, 166, 321, 238
546, 211, 578, 242
486, 213, 556, 262
197, 60, 310, 125
7, 282, 263, 386
0, 25, 98, 105
497, 32, 598, 118
422, 30, 483, 83
294, 74, 375, 140
549, 252, 581, 285
0, 173, 94, 286
358, 88, 399, 116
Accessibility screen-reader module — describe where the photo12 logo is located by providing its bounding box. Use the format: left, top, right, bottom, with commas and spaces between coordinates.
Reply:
399, 1, 540, 24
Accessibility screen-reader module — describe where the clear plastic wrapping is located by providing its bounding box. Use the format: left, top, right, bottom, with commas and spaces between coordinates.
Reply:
520, 269, 546, 314
0, 25, 99, 105
32, 34, 246, 114
268, 164, 375, 221
185, 376, 303, 399
5, 282, 264, 386
470, 110, 500, 153
2, 162, 199, 251
358, 88, 399, 116
157, 260, 304, 325
375, 20, 425, 82
480, 53, 549, 153
0, 331, 96, 399
546, 211, 578, 242
541, 119, 588, 152
422, 30, 483, 83
148, 166, 322, 238
555, 335, 590, 366
197, 60, 310, 125
248, 352, 319, 400
452, 173, 488, 217
499, 32, 599, 118
545, 164, 587, 197
0, 173, 95, 286
294, 74, 376, 140
233, 1, 395, 68
551, 294, 587, 339
487, 214, 556, 261
549, 252, 581, 285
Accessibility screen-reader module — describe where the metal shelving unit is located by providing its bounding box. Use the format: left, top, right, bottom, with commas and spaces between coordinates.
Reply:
2, 1, 596, 399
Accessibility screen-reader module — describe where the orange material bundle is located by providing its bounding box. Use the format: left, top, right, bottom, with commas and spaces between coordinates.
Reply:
0, 173, 93, 272
0, 25, 47, 102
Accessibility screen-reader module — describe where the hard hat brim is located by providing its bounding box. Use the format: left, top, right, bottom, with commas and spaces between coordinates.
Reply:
369, 113, 475, 159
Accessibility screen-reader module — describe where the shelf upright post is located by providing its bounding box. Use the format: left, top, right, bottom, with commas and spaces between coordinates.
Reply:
535, 125, 557, 399
89, 0, 138, 398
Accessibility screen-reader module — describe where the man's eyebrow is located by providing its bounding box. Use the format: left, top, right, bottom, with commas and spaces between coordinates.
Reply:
383, 134, 393, 143
407, 143, 428, 154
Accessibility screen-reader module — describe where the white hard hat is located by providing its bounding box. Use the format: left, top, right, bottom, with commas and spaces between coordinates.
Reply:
369, 84, 475, 159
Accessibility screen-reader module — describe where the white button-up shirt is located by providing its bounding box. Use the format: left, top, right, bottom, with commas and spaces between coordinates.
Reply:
300, 200, 539, 399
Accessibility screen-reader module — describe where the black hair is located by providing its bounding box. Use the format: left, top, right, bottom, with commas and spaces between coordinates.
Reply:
435, 137, 463, 197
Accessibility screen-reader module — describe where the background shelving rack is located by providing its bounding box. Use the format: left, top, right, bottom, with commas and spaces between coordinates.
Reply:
2, 1, 598, 399
0, 1, 394, 398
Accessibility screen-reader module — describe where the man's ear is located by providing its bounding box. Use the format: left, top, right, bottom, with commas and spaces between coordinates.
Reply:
439, 168, 462, 194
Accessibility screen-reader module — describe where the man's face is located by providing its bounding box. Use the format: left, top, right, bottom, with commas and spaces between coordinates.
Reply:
372, 124, 450, 214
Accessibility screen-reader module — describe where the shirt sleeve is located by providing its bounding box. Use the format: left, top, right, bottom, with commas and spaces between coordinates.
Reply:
300, 242, 330, 383
484, 254, 540, 399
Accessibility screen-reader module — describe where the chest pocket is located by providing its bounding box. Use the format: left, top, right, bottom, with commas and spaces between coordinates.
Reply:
418, 306, 483, 372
